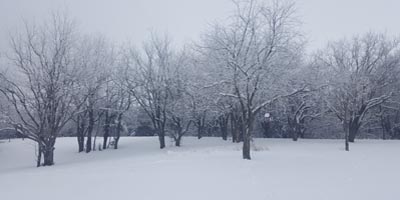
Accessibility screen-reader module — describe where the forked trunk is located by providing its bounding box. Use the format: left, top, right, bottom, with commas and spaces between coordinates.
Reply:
348, 122, 359, 143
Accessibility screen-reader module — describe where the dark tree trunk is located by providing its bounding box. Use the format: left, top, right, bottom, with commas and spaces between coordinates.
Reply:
42, 146, 55, 166
238, 119, 244, 142
196, 117, 206, 139
158, 133, 165, 149
230, 111, 244, 143
242, 128, 251, 160
37, 143, 43, 167
343, 121, 350, 151
218, 114, 229, 141
261, 120, 271, 138
288, 116, 305, 142
348, 106, 367, 142
345, 132, 349, 151
77, 134, 84, 152
242, 114, 253, 160
197, 125, 204, 139
288, 117, 298, 141
292, 131, 298, 141
103, 110, 111, 150
86, 108, 94, 153
114, 113, 123, 149
175, 135, 182, 147
231, 116, 238, 142
348, 120, 360, 143
76, 115, 85, 152
154, 105, 166, 149
381, 116, 390, 140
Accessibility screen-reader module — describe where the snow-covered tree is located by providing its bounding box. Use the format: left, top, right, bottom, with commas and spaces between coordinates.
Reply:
124, 34, 175, 149
0, 13, 83, 166
198, 0, 305, 159
72, 35, 113, 153
316, 33, 400, 150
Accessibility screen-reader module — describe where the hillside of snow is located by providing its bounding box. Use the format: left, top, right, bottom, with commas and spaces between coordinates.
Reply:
1, 137, 400, 200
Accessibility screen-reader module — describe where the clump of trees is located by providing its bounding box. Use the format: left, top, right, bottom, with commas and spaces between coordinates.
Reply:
316, 33, 400, 150
1, 0, 400, 166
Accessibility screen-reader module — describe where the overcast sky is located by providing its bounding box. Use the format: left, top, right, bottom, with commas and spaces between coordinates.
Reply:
0, 0, 399, 54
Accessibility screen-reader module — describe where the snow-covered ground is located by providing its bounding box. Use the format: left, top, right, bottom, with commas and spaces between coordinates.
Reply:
0, 137, 399, 200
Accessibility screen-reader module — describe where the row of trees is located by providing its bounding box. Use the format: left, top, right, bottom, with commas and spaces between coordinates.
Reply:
1, 0, 400, 166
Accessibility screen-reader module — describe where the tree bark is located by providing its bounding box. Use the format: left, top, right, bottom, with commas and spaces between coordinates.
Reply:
175, 135, 182, 147
196, 117, 205, 139
242, 114, 253, 160
348, 120, 360, 143
76, 115, 85, 152
242, 127, 251, 160
197, 125, 204, 139
36, 143, 42, 167
345, 132, 349, 151
42, 146, 55, 166
343, 122, 350, 151
158, 134, 166, 149
219, 115, 229, 141
114, 113, 123, 149
103, 110, 111, 149
86, 108, 94, 153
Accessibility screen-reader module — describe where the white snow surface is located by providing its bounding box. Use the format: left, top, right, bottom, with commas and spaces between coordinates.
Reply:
0, 137, 400, 200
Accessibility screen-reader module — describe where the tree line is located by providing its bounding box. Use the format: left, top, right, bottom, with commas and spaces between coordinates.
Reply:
0, 0, 400, 166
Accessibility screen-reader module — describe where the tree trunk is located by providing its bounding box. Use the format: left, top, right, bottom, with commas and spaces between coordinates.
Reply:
76, 116, 85, 153
175, 135, 182, 147
230, 112, 243, 143
197, 126, 203, 139
293, 124, 302, 141
292, 131, 298, 141
42, 146, 55, 166
219, 115, 229, 141
103, 110, 111, 149
114, 113, 123, 149
196, 115, 206, 139
348, 121, 359, 143
231, 116, 237, 142
343, 121, 350, 151
345, 132, 349, 151
242, 128, 251, 160
86, 108, 94, 153
196, 119, 205, 139
158, 133, 165, 149
77, 134, 84, 152
36, 143, 42, 167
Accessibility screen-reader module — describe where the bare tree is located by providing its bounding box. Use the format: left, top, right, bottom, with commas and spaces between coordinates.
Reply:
165, 50, 194, 146
72, 35, 112, 153
317, 33, 400, 149
124, 34, 174, 149
0, 13, 82, 166
199, 0, 304, 159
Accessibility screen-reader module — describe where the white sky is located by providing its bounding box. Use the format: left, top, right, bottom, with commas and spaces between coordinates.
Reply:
0, 0, 399, 54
